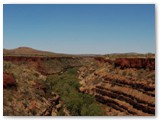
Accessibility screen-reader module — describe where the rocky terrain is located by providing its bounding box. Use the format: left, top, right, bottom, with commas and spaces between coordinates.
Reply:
3, 47, 155, 116
78, 57, 155, 116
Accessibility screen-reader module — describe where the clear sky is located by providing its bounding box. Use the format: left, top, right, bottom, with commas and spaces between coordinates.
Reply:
3, 4, 155, 54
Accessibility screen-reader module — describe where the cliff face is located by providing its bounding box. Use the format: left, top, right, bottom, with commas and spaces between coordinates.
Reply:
94, 57, 155, 70
3, 56, 84, 75
114, 58, 155, 70
4, 56, 155, 70
3, 56, 80, 63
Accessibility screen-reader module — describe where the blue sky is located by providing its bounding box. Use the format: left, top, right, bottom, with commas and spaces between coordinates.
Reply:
3, 4, 155, 54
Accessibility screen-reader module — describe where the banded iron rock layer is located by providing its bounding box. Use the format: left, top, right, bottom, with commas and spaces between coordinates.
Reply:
78, 57, 155, 116
3, 55, 155, 116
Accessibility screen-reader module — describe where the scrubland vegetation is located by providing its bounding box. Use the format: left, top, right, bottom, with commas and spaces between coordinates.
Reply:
45, 67, 105, 116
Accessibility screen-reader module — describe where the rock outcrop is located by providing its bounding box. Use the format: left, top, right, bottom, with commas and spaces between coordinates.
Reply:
78, 57, 155, 116
95, 74, 155, 116
3, 73, 16, 88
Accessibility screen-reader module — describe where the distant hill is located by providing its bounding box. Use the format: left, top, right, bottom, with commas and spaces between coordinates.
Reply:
3, 46, 155, 58
3, 47, 103, 57
3, 47, 64, 56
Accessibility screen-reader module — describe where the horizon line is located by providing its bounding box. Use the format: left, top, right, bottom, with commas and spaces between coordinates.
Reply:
3, 46, 155, 55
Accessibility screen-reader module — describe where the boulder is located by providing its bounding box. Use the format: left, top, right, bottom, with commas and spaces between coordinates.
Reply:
3, 73, 16, 88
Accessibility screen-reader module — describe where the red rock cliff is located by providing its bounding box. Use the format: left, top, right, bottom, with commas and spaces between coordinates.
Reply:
114, 58, 155, 70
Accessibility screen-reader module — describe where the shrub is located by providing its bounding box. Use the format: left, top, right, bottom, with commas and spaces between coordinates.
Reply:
81, 103, 105, 116
128, 73, 133, 77
122, 71, 127, 76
